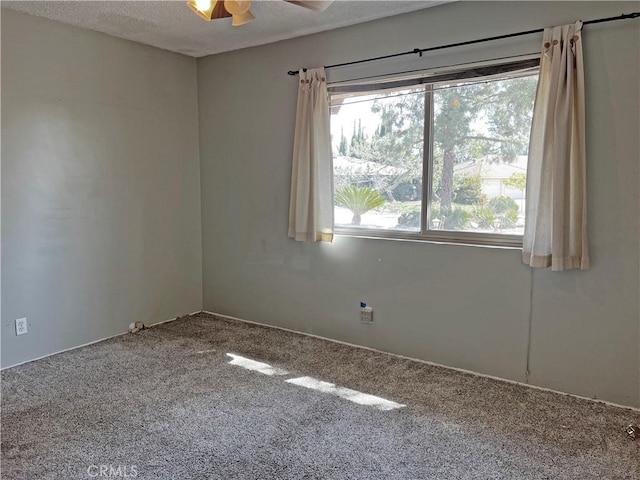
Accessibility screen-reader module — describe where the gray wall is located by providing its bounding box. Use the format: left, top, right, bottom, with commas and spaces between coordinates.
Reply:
1, 10, 203, 367
198, 2, 640, 407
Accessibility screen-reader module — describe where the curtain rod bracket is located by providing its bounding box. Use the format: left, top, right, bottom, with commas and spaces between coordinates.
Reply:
288, 68, 307, 76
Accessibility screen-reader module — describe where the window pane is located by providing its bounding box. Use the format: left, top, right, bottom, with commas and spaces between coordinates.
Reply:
430, 74, 538, 235
331, 88, 425, 231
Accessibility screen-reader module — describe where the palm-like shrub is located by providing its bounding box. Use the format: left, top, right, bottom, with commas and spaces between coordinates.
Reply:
335, 185, 386, 225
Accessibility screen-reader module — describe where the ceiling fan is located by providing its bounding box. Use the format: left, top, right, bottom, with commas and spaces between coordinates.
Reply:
187, 0, 334, 26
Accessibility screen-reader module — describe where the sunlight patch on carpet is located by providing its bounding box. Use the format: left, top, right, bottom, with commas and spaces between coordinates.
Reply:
225, 353, 289, 376
286, 376, 405, 411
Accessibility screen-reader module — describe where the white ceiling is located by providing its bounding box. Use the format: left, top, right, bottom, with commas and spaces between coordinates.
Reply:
2, 0, 452, 57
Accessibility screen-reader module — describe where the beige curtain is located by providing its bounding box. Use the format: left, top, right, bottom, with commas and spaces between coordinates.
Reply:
288, 67, 334, 243
523, 21, 589, 271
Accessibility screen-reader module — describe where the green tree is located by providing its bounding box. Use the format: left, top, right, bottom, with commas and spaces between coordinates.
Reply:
366, 89, 425, 200
433, 76, 537, 210
338, 127, 348, 156
342, 74, 536, 211
350, 119, 371, 159
454, 174, 484, 205
335, 185, 386, 225
350, 76, 537, 210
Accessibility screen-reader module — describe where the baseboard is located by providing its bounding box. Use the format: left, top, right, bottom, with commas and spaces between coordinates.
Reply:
0, 310, 202, 371
201, 310, 640, 413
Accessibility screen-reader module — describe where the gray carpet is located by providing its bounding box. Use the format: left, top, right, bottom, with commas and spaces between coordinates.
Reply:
2, 313, 638, 480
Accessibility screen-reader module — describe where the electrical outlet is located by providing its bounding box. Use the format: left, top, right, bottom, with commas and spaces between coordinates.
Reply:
360, 307, 373, 324
15, 318, 28, 336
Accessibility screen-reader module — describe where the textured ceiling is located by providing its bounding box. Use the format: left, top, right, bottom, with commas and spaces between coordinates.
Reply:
2, 0, 452, 57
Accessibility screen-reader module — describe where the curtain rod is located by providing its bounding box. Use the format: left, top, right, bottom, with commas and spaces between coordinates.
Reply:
286, 12, 640, 76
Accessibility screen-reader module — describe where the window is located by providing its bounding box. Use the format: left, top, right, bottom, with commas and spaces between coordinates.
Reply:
330, 59, 539, 247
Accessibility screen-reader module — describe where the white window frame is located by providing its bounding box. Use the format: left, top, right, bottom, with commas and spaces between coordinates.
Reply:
330, 58, 540, 248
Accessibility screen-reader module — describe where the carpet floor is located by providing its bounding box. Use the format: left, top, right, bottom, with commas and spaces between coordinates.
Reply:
1, 313, 638, 479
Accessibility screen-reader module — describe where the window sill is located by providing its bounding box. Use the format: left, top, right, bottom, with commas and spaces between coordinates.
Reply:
334, 227, 523, 250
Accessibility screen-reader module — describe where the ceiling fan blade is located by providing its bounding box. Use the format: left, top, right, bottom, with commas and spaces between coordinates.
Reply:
284, 0, 334, 12
232, 9, 255, 26
226, 0, 252, 15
